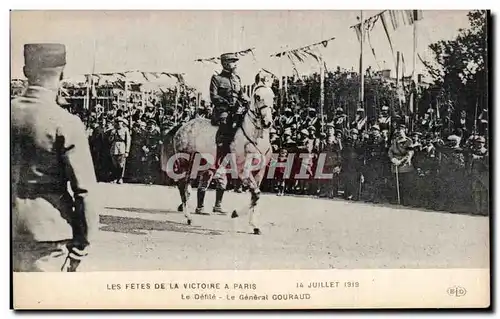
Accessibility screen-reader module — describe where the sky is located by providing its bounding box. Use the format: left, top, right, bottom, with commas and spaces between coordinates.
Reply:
10, 10, 472, 96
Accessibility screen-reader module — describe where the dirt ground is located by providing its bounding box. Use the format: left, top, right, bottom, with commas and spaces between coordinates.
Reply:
79, 183, 490, 271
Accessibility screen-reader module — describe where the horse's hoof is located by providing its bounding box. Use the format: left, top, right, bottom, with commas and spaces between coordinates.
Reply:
231, 210, 239, 218
177, 204, 183, 212
253, 228, 261, 235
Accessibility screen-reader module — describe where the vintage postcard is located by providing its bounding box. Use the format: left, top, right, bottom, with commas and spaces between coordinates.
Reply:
10, 9, 490, 309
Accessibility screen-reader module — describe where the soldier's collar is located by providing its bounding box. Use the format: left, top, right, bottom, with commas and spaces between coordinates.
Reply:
220, 69, 235, 76
24, 85, 59, 101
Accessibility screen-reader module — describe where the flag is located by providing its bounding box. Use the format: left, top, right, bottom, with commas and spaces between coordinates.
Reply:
354, 23, 362, 42
380, 11, 396, 63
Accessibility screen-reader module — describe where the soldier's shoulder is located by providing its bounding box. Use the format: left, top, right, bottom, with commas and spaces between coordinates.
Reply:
12, 96, 69, 124
211, 72, 224, 80
57, 111, 87, 137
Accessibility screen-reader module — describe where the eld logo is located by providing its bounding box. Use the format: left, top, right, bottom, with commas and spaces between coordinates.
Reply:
447, 286, 467, 297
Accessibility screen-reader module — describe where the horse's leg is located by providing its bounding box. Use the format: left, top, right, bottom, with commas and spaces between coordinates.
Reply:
177, 180, 185, 212
248, 164, 268, 235
177, 179, 193, 225
233, 171, 262, 235
184, 178, 193, 224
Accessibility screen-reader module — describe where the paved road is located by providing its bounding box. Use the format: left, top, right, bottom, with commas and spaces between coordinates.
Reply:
80, 183, 489, 271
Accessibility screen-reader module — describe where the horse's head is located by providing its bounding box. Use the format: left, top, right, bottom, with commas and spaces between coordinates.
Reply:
252, 70, 275, 129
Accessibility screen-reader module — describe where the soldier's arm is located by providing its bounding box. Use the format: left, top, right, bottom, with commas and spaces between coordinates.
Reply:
209, 75, 230, 107
388, 145, 397, 162
59, 117, 100, 248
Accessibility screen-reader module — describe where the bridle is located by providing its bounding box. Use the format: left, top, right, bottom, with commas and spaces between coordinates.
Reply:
241, 85, 273, 155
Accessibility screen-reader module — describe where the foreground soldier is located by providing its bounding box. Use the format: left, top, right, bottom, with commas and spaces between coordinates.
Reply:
209, 52, 250, 213
388, 124, 414, 206
470, 136, 489, 215
11, 43, 99, 271
109, 117, 131, 184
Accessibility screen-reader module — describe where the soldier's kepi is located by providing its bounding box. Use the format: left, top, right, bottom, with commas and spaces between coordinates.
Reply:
11, 43, 99, 272
209, 52, 250, 213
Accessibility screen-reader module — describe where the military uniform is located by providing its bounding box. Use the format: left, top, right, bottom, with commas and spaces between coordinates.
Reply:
437, 136, 466, 212
363, 128, 387, 203
351, 108, 367, 133
143, 121, 162, 184
109, 118, 131, 184
470, 137, 489, 215
319, 124, 342, 198
388, 128, 414, 206
341, 129, 364, 200
210, 71, 248, 129
11, 44, 98, 272
126, 121, 147, 183
333, 108, 348, 133
201, 53, 250, 213
377, 106, 391, 133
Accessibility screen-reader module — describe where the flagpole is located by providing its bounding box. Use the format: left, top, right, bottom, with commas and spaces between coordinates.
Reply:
85, 76, 90, 111
412, 10, 419, 120
319, 55, 325, 133
360, 10, 365, 116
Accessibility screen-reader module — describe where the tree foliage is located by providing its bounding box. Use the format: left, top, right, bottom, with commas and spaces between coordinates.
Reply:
421, 10, 487, 121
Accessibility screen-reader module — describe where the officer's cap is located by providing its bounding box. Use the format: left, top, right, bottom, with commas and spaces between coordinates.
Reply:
412, 131, 423, 137
335, 107, 344, 113
381, 105, 389, 111
398, 123, 407, 129
308, 126, 316, 132
371, 124, 381, 131
117, 117, 128, 125
326, 122, 335, 128
308, 107, 316, 113
284, 108, 292, 113
351, 128, 359, 135
300, 128, 309, 135
447, 135, 461, 142
356, 107, 364, 113
24, 43, 66, 68
220, 53, 239, 61
147, 119, 157, 125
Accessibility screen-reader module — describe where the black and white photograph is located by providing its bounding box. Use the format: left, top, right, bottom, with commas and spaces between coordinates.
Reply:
10, 9, 490, 309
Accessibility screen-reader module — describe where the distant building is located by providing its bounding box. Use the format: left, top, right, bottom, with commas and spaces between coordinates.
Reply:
372, 69, 430, 90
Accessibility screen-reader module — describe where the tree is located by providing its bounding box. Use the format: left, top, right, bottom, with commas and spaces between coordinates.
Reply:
422, 10, 487, 129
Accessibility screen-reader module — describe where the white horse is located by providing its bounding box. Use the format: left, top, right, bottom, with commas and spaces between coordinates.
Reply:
162, 71, 275, 234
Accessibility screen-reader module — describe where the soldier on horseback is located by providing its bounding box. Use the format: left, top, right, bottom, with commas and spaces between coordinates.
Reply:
209, 52, 250, 213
